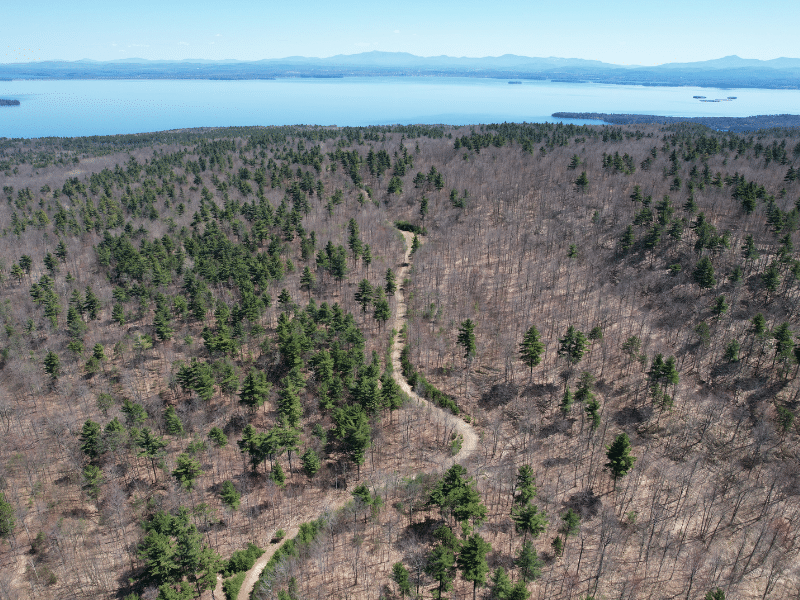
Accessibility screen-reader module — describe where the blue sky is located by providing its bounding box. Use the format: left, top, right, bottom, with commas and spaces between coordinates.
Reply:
3, 0, 798, 65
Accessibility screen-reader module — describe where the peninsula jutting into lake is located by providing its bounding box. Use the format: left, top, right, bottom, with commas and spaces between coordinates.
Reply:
551, 112, 800, 131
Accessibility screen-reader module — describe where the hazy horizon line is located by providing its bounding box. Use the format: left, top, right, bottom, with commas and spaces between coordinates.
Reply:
4, 51, 800, 67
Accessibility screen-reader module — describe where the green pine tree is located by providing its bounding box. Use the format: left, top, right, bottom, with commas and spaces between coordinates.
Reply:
457, 533, 492, 600
208, 427, 228, 448
55, 239, 68, 262
381, 370, 403, 420
270, 461, 286, 487
239, 369, 272, 412
112, 303, 125, 326
300, 266, 316, 298
220, 480, 240, 511
79, 420, 103, 460
693, 256, 716, 290
154, 303, 174, 341
277, 383, 303, 428
163, 406, 184, 436
713, 295, 728, 316
44, 350, 61, 380
137, 428, 168, 481
558, 326, 588, 366
332, 404, 371, 479
515, 540, 543, 582
84, 286, 100, 320
425, 542, 456, 600
724, 339, 741, 363
355, 279, 373, 313
489, 567, 512, 599
558, 509, 580, 548
575, 171, 589, 192
361, 244, 372, 270
385, 268, 397, 296
585, 397, 601, 430
519, 325, 544, 380
392, 562, 412, 598
172, 453, 203, 490
82, 464, 104, 500
560, 385, 574, 416
458, 319, 477, 360
514, 465, 537, 506
191, 360, 216, 402
511, 502, 548, 544
67, 304, 88, 339
762, 261, 781, 295
301, 448, 321, 478
0, 493, 15, 539
122, 398, 148, 427
551, 536, 564, 558
419, 196, 429, 227
605, 433, 636, 488
373, 294, 390, 330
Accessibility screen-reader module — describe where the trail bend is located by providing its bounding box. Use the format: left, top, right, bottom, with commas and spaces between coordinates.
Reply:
232, 229, 477, 600
389, 230, 478, 467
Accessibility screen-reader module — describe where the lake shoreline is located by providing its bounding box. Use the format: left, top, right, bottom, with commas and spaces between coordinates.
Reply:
552, 112, 800, 132
3, 78, 800, 139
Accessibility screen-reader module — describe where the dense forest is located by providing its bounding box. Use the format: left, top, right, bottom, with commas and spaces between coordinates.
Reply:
0, 120, 799, 600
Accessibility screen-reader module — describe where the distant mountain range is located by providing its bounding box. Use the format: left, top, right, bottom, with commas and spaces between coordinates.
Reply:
2, 52, 800, 88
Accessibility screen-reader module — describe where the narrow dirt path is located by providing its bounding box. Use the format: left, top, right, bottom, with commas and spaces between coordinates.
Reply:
232, 522, 296, 600
233, 492, 352, 600
390, 231, 478, 465
234, 229, 477, 600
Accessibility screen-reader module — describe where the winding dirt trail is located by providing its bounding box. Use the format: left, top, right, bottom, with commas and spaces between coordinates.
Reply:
231, 230, 477, 600
390, 231, 478, 466
230, 501, 336, 600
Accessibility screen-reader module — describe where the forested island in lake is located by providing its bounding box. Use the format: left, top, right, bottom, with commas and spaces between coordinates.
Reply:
552, 112, 800, 132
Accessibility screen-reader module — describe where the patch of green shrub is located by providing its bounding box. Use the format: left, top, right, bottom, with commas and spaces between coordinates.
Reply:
399, 346, 459, 414
222, 571, 246, 600
222, 542, 264, 577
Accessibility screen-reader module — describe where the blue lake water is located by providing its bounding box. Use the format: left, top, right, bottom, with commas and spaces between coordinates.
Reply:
2, 77, 800, 139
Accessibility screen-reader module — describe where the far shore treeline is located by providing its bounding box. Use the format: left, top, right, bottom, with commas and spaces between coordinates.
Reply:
552, 112, 800, 133
2, 52, 800, 88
